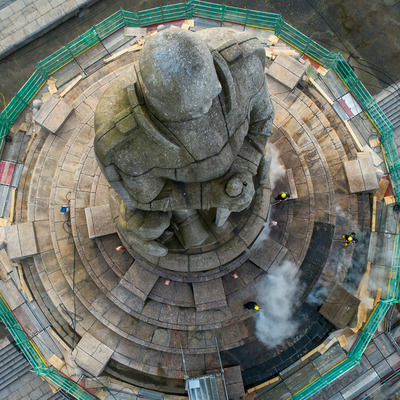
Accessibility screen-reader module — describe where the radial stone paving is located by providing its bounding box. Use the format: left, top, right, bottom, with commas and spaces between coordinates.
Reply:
16, 34, 370, 393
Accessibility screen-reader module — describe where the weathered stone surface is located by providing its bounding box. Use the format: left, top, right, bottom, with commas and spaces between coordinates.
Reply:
121, 261, 159, 300
189, 251, 220, 272
85, 204, 116, 239
286, 168, 298, 199
225, 366, 245, 400
95, 28, 274, 258
344, 153, 378, 193
193, 278, 227, 312
35, 96, 73, 134
6, 222, 38, 260
72, 332, 113, 376
319, 284, 360, 329
267, 53, 306, 89
250, 237, 283, 272
5, 224, 20, 260
344, 159, 365, 193
357, 152, 379, 191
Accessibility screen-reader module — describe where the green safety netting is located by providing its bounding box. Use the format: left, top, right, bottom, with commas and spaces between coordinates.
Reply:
0, 2, 398, 399
0, 294, 97, 399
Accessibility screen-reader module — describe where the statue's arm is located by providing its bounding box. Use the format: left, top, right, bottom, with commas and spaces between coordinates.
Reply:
249, 81, 274, 137
231, 79, 274, 178
132, 176, 253, 213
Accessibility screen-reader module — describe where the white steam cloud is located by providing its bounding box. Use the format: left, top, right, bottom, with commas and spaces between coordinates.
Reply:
255, 261, 303, 348
267, 144, 286, 190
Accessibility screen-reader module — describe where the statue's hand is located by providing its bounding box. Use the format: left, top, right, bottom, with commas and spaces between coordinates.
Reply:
210, 172, 255, 212
119, 207, 171, 257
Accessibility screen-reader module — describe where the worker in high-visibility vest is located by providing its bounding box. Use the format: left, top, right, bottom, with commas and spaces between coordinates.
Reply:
244, 301, 260, 311
343, 233, 358, 246
275, 192, 290, 203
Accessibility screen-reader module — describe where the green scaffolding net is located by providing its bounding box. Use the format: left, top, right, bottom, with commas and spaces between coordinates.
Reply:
0, 2, 397, 399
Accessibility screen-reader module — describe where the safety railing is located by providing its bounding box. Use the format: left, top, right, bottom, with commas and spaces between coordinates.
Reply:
0, 294, 97, 399
0, 2, 398, 400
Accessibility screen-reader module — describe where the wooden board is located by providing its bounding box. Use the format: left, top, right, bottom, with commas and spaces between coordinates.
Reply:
60, 75, 83, 98
385, 195, 396, 205
17, 265, 33, 302
49, 354, 65, 370
375, 178, 390, 202
248, 376, 280, 393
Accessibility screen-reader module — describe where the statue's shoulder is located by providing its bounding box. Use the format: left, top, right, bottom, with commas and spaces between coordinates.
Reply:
195, 28, 264, 63
94, 63, 138, 134
94, 64, 138, 165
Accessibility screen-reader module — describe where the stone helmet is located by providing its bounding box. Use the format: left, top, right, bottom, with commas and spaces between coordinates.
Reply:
139, 28, 222, 122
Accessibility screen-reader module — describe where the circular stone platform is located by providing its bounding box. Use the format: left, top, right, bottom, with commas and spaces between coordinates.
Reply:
20, 44, 370, 392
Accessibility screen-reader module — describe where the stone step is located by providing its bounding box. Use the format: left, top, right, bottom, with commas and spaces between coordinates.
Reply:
0, 342, 18, 361
0, 343, 31, 391
299, 83, 357, 159
24, 260, 76, 347
272, 98, 335, 225
272, 92, 363, 287
377, 88, 400, 129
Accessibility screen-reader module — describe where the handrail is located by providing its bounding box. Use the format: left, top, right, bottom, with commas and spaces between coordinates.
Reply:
0, 2, 398, 399
0, 294, 97, 399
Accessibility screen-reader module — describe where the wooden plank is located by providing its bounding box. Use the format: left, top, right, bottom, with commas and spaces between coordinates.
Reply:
337, 335, 348, 348
308, 77, 334, 105
8, 188, 16, 223
24, 132, 37, 159
47, 77, 58, 95
351, 304, 367, 333
95, 389, 107, 400
300, 343, 325, 361
0, 248, 13, 273
375, 178, 390, 202
60, 75, 83, 98
371, 196, 377, 232
41, 92, 52, 102
17, 265, 33, 302
369, 138, 380, 148
374, 288, 382, 307
49, 354, 65, 370
104, 43, 143, 63
344, 120, 364, 152
247, 376, 280, 393
0, 217, 9, 227
384, 195, 396, 205
317, 66, 328, 76
49, 328, 73, 354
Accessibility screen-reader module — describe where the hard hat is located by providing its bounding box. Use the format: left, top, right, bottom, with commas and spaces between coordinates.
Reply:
281, 193, 286, 199
254, 305, 260, 310
348, 236, 353, 242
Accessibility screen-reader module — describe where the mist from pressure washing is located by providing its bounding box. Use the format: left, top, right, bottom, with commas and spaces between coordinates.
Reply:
255, 261, 303, 348
267, 143, 286, 191
251, 144, 302, 348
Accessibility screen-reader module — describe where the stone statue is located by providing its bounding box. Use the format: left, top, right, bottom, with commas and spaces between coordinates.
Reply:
94, 27, 274, 257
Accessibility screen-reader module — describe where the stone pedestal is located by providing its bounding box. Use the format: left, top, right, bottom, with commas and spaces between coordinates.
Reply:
344, 152, 379, 193
72, 333, 113, 377
85, 205, 116, 239
5, 222, 38, 260
267, 53, 306, 89
35, 96, 73, 134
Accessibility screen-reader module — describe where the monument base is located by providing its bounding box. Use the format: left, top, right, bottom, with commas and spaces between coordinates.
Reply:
108, 181, 272, 281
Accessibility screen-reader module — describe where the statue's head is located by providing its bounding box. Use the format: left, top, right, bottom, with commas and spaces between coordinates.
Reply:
139, 28, 222, 122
